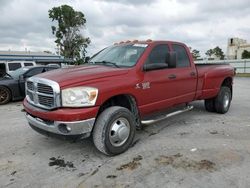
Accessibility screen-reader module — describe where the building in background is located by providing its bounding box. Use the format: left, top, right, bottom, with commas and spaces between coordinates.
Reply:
227, 38, 250, 59
0, 50, 73, 66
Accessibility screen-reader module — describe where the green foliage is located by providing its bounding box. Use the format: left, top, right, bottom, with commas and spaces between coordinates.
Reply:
191, 49, 201, 60
242, 50, 250, 59
205, 46, 224, 60
48, 5, 90, 62
205, 49, 213, 57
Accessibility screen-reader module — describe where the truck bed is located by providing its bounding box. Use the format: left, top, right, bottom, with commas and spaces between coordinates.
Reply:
194, 63, 234, 100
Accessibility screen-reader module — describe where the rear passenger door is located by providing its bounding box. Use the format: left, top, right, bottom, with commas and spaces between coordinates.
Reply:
170, 43, 197, 104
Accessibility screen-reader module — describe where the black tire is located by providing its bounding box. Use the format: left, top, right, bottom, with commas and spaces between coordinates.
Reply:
0, 86, 11, 105
214, 86, 232, 114
92, 106, 136, 155
204, 98, 216, 112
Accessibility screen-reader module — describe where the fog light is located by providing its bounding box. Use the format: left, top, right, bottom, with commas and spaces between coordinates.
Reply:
58, 124, 71, 134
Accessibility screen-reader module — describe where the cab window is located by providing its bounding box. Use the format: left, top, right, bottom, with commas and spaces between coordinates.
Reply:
24, 63, 34, 66
8, 63, 21, 71
146, 44, 170, 65
172, 44, 190, 67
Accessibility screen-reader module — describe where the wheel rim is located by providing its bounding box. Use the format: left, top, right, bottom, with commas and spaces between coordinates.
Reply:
0, 88, 8, 103
109, 117, 130, 147
223, 93, 230, 109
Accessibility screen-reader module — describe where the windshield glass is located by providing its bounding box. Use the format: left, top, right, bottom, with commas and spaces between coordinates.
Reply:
89, 44, 148, 67
9, 67, 30, 79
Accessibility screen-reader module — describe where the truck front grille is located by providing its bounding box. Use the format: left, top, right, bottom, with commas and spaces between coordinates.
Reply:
27, 81, 34, 91
37, 83, 53, 95
26, 77, 60, 110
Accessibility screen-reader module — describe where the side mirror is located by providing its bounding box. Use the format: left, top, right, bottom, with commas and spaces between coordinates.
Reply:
167, 52, 177, 68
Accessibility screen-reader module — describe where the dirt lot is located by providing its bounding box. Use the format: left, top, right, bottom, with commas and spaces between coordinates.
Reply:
1, 77, 250, 188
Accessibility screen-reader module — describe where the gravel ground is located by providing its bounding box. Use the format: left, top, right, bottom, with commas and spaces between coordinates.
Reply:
0, 77, 250, 188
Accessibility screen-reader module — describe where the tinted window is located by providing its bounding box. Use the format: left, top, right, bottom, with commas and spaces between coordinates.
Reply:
172, 44, 190, 67
24, 63, 34, 66
146, 45, 169, 65
9, 67, 31, 79
8, 63, 21, 71
45, 67, 57, 71
25, 68, 44, 77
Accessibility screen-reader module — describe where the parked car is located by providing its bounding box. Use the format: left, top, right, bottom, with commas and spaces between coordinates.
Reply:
0, 66, 58, 104
0, 61, 36, 77
23, 40, 235, 155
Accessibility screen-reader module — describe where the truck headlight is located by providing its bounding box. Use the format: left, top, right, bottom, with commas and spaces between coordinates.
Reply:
62, 87, 98, 107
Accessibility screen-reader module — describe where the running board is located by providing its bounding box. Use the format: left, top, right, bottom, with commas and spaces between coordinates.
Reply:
141, 105, 194, 125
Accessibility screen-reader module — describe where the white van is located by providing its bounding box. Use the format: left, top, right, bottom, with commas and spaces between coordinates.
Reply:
0, 61, 36, 77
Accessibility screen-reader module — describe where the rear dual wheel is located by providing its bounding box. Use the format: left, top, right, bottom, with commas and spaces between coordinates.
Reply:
204, 86, 231, 114
0, 86, 11, 105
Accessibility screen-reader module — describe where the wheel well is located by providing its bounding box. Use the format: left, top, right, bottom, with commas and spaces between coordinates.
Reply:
98, 94, 141, 129
221, 77, 232, 94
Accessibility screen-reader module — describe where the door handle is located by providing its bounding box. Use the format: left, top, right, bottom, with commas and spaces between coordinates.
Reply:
168, 74, 176, 79
190, 72, 196, 76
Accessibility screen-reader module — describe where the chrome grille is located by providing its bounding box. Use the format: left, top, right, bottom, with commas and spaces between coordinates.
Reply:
27, 81, 34, 91
37, 83, 53, 95
26, 77, 60, 110
27, 90, 34, 101
38, 95, 54, 107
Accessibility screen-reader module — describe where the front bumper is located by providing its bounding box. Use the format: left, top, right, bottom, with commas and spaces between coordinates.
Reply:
23, 98, 99, 138
26, 113, 95, 138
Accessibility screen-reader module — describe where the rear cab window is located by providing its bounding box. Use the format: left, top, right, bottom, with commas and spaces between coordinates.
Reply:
172, 44, 191, 68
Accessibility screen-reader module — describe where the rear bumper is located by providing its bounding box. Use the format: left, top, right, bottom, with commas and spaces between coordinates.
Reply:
23, 98, 99, 138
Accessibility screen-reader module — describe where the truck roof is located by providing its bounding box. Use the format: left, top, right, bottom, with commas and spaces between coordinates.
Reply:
114, 40, 185, 46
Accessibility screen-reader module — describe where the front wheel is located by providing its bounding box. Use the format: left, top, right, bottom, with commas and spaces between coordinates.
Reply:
92, 106, 136, 155
0, 86, 11, 105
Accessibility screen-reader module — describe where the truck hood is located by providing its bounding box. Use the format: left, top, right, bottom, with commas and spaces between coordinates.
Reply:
35, 65, 129, 88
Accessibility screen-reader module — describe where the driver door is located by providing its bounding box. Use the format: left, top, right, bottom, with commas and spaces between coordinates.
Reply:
139, 44, 183, 115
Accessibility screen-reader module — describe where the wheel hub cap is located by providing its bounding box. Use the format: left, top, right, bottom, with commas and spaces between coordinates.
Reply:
109, 117, 130, 147
223, 93, 230, 109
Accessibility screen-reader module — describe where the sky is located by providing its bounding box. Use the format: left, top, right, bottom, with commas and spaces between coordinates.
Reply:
0, 0, 250, 57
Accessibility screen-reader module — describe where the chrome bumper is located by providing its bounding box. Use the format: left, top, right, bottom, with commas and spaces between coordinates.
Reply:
25, 113, 95, 136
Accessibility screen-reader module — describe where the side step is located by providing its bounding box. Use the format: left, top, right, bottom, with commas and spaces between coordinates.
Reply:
141, 105, 194, 125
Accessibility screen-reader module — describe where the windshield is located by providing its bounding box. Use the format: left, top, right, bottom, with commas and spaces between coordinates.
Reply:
89, 44, 147, 67
9, 67, 30, 79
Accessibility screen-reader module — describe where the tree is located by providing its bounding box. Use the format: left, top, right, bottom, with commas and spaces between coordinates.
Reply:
48, 5, 90, 63
191, 49, 201, 60
205, 49, 214, 58
213, 46, 224, 60
242, 50, 250, 59
205, 46, 225, 60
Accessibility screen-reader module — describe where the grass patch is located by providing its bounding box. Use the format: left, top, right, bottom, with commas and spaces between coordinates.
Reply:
236, 73, 250, 77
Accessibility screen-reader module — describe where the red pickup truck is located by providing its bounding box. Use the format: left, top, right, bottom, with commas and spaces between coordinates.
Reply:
23, 40, 234, 155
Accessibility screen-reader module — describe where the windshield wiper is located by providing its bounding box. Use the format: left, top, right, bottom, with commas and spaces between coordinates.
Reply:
90, 61, 120, 68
